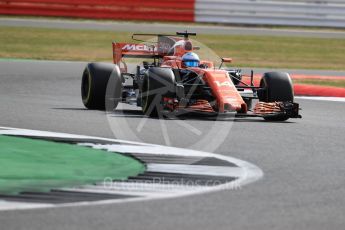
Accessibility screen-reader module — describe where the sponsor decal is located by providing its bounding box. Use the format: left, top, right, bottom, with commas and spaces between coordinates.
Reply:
214, 81, 233, 87
122, 44, 156, 52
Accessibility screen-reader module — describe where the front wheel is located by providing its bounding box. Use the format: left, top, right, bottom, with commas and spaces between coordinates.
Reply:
141, 77, 160, 117
141, 67, 176, 117
258, 72, 294, 121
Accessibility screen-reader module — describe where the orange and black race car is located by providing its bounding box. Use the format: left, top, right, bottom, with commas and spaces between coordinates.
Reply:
81, 32, 301, 121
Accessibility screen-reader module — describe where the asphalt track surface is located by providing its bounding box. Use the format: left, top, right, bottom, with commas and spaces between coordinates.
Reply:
1, 17, 345, 38
1, 60, 345, 230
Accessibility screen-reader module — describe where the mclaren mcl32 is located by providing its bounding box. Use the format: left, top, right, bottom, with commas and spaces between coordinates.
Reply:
81, 32, 301, 121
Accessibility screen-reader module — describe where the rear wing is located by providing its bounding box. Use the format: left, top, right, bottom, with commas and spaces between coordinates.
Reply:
112, 42, 159, 65
112, 32, 196, 67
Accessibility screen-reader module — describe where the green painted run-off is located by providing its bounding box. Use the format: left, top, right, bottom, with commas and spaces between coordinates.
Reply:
0, 135, 145, 194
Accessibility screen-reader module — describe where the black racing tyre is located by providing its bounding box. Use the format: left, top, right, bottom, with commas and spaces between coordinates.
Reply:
244, 98, 253, 110
141, 67, 176, 117
258, 72, 294, 121
258, 72, 294, 102
81, 63, 122, 110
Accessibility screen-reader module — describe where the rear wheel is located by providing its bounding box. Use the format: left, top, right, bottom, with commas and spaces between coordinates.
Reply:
81, 63, 122, 110
258, 72, 294, 121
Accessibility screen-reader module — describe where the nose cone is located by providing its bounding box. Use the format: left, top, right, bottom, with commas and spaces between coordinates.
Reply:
203, 70, 247, 113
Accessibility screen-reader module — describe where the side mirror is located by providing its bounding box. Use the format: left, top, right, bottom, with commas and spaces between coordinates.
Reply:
219, 57, 232, 68
221, 57, 232, 63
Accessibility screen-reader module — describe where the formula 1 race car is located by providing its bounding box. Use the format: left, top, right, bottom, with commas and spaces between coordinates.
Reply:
81, 31, 301, 121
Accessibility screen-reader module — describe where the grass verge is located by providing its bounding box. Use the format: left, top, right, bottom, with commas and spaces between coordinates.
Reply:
1, 26, 345, 70
0, 135, 145, 194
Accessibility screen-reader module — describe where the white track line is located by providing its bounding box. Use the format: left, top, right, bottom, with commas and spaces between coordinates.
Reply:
0, 201, 53, 211
296, 96, 345, 102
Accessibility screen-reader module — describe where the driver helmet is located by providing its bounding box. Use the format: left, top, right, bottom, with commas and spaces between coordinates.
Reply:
182, 52, 200, 67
